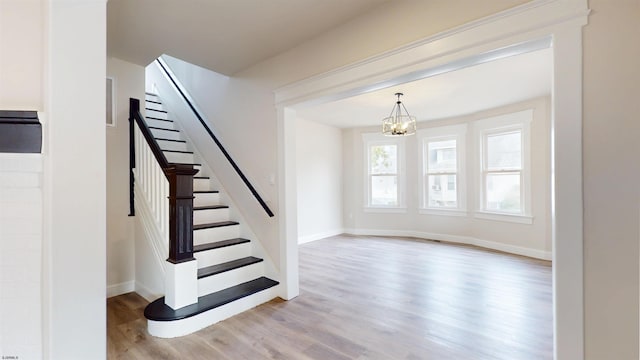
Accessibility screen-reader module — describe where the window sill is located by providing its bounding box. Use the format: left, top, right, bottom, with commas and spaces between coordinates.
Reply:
364, 207, 407, 214
419, 208, 468, 217
474, 211, 533, 224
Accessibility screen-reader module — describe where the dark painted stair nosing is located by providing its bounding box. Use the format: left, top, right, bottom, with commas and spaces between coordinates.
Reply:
145, 92, 158, 96
149, 126, 179, 132
146, 99, 162, 105
194, 205, 229, 211
147, 116, 173, 122
144, 277, 279, 322
193, 220, 238, 231
146, 108, 168, 113
194, 176, 210, 179
197, 256, 263, 279
155, 138, 186, 143
194, 190, 219, 194
193, 238, 251, 253
163, 149, 194, 154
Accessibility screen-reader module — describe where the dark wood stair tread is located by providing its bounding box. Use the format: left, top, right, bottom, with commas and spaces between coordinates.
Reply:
162, 149, 194, 154
194, 176, 210, 179
146, 108, 168, 113
193, 220, 238, 230
168, 162, 202, 166
147, 116, 172, 122
145, 92, 158, 96
155, 138, 186, 143
149, 126, 179, 132
146, 99, 162, 104
193, 238, 251, 253
197, 256, 263, 278
194, 205, 228, 211
144, 277, 278, 322
194, 190, 219, 194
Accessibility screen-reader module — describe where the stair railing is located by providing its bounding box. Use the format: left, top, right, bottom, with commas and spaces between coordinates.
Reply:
129, 98, 198, 263
155, 58, 275, 218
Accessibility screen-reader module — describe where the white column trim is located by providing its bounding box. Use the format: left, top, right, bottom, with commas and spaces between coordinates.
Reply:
274, 1, 589, 358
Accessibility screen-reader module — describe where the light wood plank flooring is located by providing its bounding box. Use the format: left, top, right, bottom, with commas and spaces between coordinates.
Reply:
108, 235, 552, 359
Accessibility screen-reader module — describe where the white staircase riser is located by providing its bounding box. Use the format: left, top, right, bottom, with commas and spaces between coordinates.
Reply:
150, 128, 181, 141
194, 208, 230, 224
194, 225, 240, 246
145, 94, 159, 101
147, 286, 280, 338
193, 178, 210, 191
146, 110, 169, 120
194, 192, 220, 206
146, 118, 175, 130
146, 102, 164, 111
194, 242, 251, 268
164, 152, 195, 164
198, 263, 264, 297
156, 140, 188, 152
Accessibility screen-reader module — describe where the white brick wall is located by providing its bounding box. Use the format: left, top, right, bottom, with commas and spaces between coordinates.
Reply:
0, 154, 43, 359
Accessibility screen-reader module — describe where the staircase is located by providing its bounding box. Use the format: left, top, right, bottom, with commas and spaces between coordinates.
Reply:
138, 92, 279, 338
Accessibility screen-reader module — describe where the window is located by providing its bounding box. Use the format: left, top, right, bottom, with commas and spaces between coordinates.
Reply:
418, 124, 466, 215
363, 133, 405, 211
106, 77, 115, 127
476, 110, 532, 223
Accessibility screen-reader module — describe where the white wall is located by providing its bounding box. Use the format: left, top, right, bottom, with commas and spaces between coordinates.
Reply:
0, 0, 44, 111
295, 118, 343, 243
106, 57, 145, 297
582, 0, 640, 358
342, 97, 551, 259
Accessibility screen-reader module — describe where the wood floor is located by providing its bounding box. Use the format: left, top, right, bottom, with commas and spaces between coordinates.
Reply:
108, 235, 553, 359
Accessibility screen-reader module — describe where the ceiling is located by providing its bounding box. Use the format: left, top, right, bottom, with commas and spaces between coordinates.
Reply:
294, 47, 552, 128
107, 0, 390, 75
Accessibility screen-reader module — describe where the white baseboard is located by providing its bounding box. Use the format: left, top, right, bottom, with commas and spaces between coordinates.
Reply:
135, 281, 163, 302
298, 229, 344, 244
107, 281, 135, 298
343, 228, 552, 260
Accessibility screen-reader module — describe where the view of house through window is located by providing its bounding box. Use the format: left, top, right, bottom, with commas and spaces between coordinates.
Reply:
369, 144, 398, 206
426, 138, 457, 208
483, 130, 523, 213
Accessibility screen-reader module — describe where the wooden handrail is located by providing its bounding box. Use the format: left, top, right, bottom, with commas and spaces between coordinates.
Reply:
156, 58, 275, 218
129, 97, 196, 263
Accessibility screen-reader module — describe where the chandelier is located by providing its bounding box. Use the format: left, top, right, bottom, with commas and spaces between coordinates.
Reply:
382, 92, 417, 136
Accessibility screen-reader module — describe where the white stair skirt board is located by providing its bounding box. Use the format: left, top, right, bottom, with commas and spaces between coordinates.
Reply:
146, 118, 175, 129
150, 128, 181, 141
193, 178, 210, 191
194, 242, 252, 268
147, 285, 280, 338
194, 207, 230, 224
156, 139, 188, 152
194, 225, 240, 246
198, 263, 264, 297
165, 260, 198, 309
164, 152, 195, 164
194, 192, 220, 207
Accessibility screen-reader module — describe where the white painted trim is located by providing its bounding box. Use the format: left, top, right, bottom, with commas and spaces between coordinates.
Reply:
106, 281, 135, 298
135, 281, 162, 303
419, 208, 468, 217
106, 76, 116, 127
298, 229, 344, 244
475, 211, 534, 224
344, 228, 552, 261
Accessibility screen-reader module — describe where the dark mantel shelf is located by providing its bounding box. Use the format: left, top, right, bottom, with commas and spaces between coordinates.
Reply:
0, 110, 42, 153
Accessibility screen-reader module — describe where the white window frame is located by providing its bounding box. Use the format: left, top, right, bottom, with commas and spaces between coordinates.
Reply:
106, 76, 116, 127
418, 124, 467, 216
362, 133, 406, 212
475, 110, 532, 224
